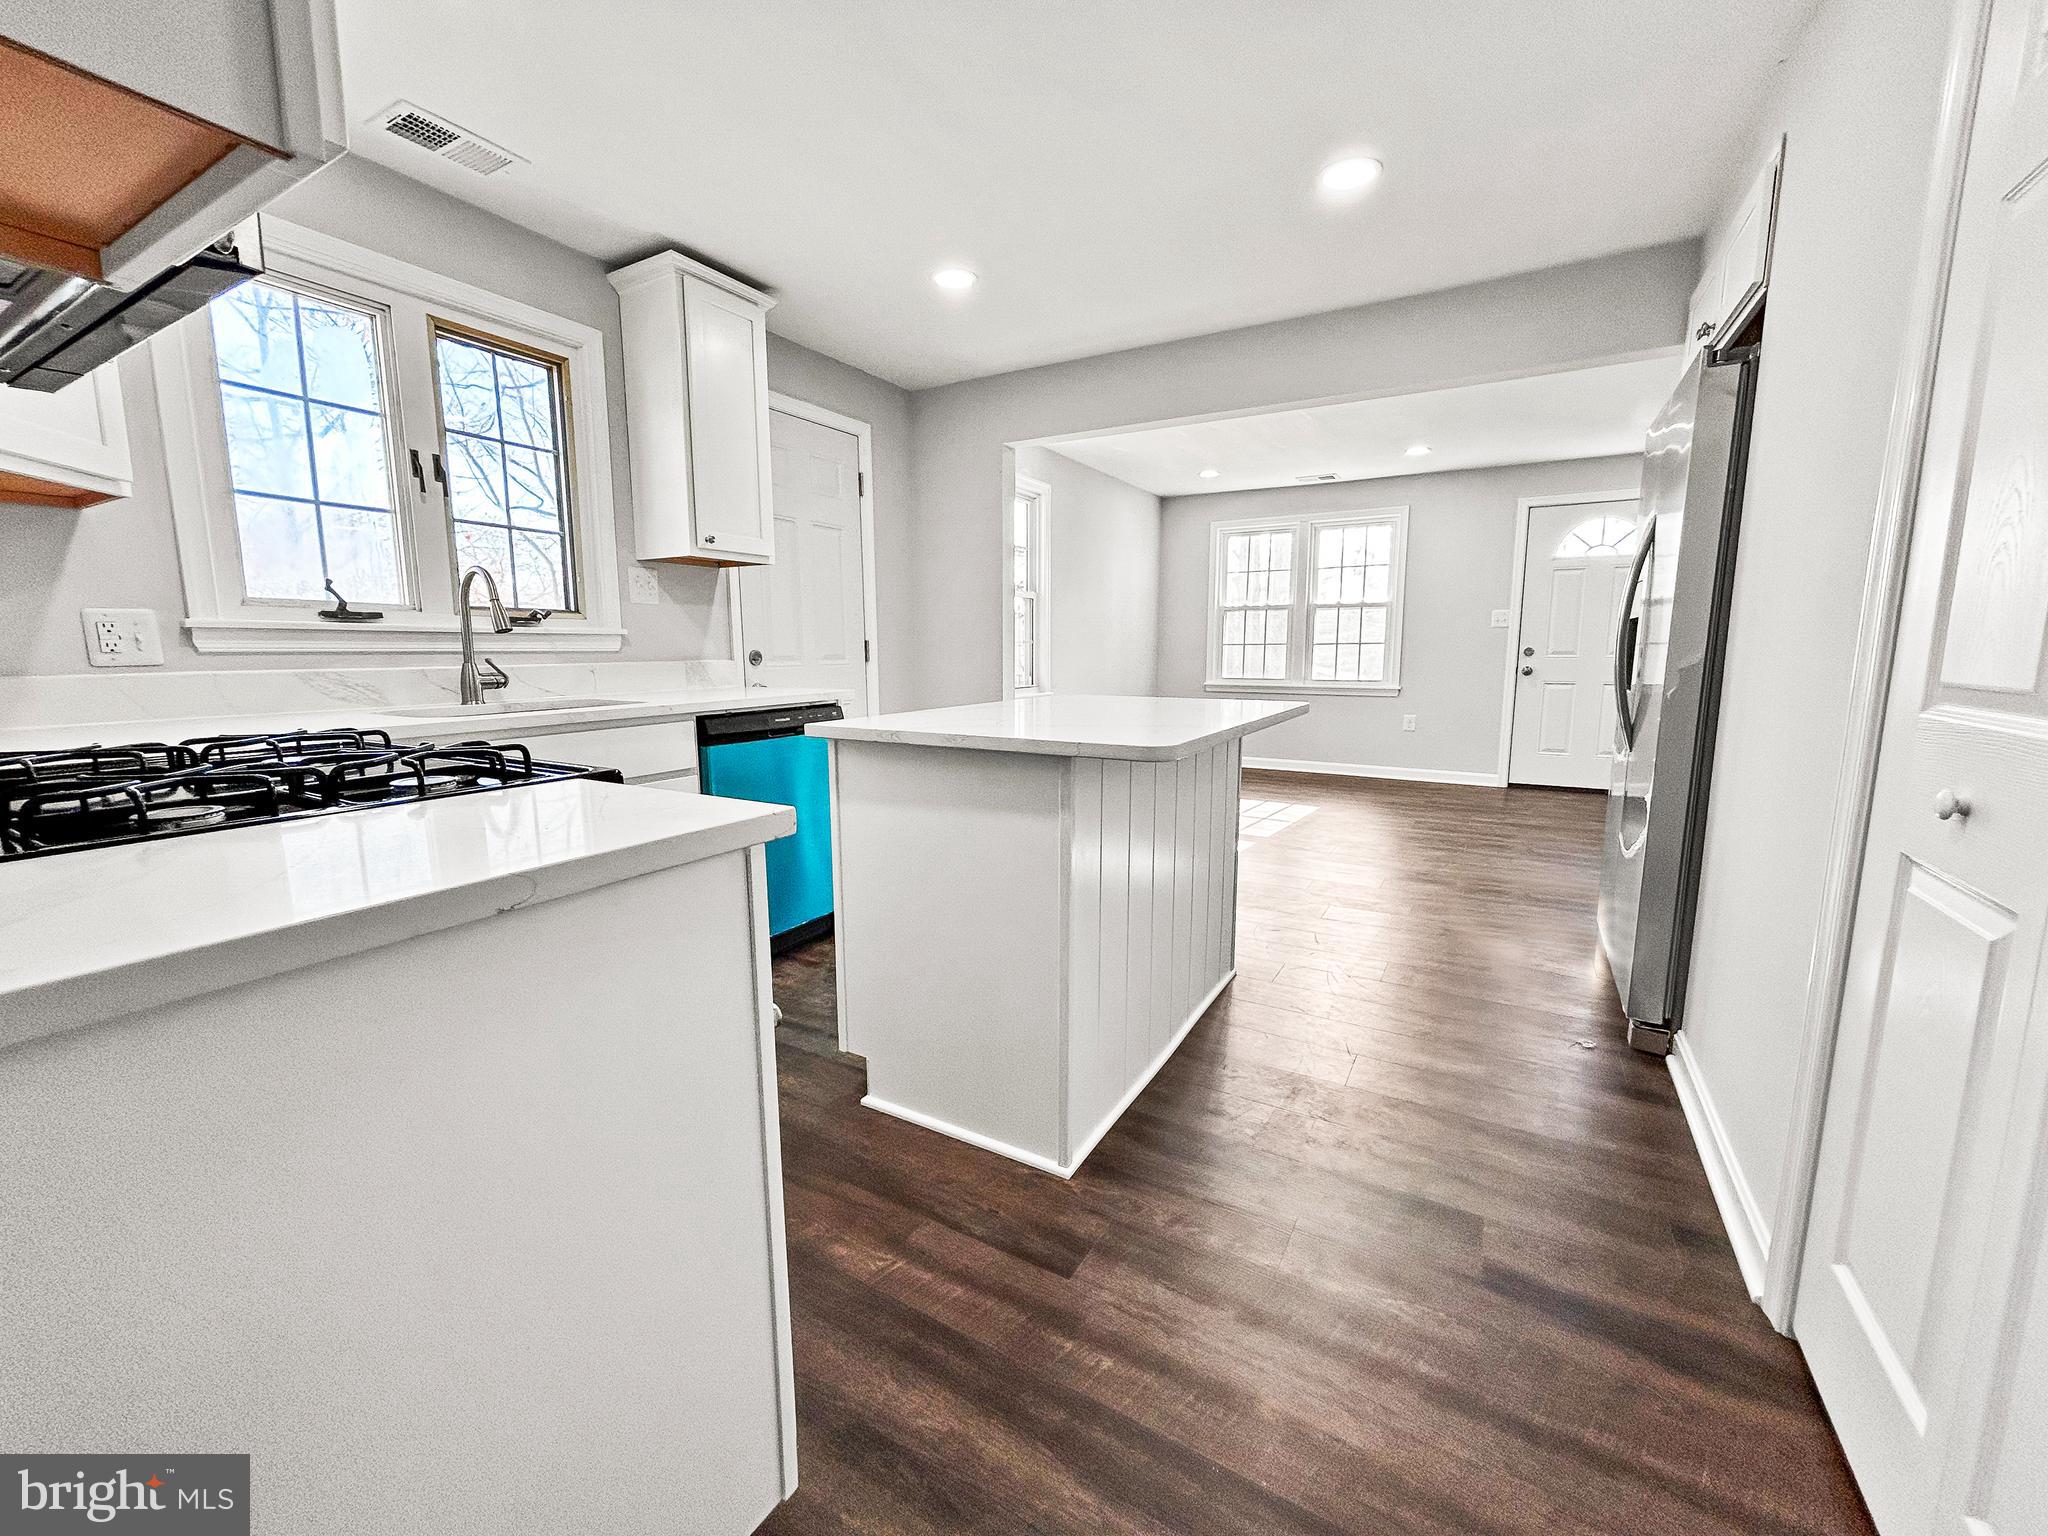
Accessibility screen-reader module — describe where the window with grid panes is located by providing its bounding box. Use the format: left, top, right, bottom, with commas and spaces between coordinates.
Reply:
1216, 526, 1293, 680
434, 326, 577, 611
209, 279, 409, 605
1208, 510, 1406, 690
1012, 480, 1048, 691
1309, 519, 1396, 683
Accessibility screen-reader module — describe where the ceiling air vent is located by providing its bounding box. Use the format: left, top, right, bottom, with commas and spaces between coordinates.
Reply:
375, 102, 526, 177
1293, 473, 1339, 483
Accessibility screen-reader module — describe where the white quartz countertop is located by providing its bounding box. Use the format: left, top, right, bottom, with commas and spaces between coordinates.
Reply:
807, 694, 1308, 760
0, 781, 794, 1048
0, 684, 840, 759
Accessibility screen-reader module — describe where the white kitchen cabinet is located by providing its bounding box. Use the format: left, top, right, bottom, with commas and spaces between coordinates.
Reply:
1687, 138, 1783, 361
513, 718, 702, 783
0, 1, 345, 292
0, 364, 131, 508
609, 252, 777, 567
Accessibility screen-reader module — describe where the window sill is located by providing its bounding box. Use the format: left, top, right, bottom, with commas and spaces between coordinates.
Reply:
183, 615, 628, 656
1203, 680, 1401, 698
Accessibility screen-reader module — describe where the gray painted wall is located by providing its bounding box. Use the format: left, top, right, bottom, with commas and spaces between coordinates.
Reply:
905, 241, 1694, 710
0, 157, 912, 686
1014, 446, 1160, 696
1678, 0, 1956, 1245
765, 338, 915, 708
1156, 455, 1641, 778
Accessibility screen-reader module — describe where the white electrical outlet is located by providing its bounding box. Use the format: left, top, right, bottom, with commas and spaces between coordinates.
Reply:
81, 608, 164, 668
628, 567, 661, 605
1402, 714, 1417, 732
1490, 609, 1511, 628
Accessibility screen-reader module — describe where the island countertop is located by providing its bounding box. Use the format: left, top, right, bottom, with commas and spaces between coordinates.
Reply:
806, 694, 1307, 761
0, 781, 794, 1047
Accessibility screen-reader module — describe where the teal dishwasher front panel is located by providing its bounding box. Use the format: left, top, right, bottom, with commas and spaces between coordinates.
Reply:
700, 732, 834, 940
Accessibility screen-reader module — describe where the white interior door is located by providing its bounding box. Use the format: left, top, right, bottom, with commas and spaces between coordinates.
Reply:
738, 407, 870, 707
1795, 8, 2048, 1532
1508, 498, 1639, 788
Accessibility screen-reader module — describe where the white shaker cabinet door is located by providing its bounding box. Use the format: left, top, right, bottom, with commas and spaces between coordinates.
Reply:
0, 364, 131, 507
681, 274, 775, 562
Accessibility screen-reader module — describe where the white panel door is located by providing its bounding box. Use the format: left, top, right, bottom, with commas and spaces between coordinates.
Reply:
1508, 498, 1639, 788
738, 409, 869, 704
1796, 8, 2048, 1532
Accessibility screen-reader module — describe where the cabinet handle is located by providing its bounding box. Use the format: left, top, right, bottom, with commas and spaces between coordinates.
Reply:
703, 534, 717, 545
1695, 321, 1715, 340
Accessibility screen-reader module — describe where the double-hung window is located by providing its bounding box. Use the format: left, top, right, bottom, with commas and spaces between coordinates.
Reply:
157, 221, 620, 653
1010, 474, 1050, 694
1207, 508, 1408, 692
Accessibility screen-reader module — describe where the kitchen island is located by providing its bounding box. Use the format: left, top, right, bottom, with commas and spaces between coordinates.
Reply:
0, 780, 800, 1535
811, 694, 1306, 1176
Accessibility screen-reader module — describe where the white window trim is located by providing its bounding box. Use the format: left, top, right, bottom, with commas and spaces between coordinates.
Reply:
1203, 507, 1409, 696
154, 220, 624, 654
1008, 472, 1052, 697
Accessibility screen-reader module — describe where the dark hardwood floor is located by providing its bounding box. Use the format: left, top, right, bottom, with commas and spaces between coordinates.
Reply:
760, 770, 1871, 1536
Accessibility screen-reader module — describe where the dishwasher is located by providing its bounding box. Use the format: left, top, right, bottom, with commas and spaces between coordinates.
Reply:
697, 701, 843, 951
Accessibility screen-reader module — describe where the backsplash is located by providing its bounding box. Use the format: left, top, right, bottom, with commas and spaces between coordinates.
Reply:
0, 658, 742, 731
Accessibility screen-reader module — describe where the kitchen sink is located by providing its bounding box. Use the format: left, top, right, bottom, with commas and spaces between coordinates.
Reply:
384, 697, 635, 718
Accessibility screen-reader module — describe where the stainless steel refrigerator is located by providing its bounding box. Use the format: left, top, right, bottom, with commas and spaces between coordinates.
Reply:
1599, 345, 1759, 1055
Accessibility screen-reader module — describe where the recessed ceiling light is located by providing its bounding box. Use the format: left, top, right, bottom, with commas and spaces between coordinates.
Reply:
1404, 443, 1432, 457
1318, 156, 1383, 195
931, 267, 977, 291
1199, 467, 1220, 479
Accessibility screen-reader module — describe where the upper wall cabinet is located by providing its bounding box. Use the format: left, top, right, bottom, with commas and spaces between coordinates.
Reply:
609, 252, 777, 566
0, 0, 347, 289
1687, 138, 1783, 361
0, 364, 129, 507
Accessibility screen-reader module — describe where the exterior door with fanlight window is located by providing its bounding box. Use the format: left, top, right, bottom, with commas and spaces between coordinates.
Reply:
1509, 497, 1641, 788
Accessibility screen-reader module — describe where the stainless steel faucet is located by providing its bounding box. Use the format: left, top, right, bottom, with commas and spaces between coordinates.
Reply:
458, 565, 515, 705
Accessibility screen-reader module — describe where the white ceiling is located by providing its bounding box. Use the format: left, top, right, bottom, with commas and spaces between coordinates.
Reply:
1046, 355, 1684, 498
333, 0, 1817, 390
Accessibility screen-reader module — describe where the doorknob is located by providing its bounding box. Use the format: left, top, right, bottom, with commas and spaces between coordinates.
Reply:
1520, 665, 1534, 676
1934, 787, 1971, 821
747, 649, 763, 666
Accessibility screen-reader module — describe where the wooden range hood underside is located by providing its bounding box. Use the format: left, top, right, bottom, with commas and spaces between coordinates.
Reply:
0, 38, 281, 508
0, 37, 269, 281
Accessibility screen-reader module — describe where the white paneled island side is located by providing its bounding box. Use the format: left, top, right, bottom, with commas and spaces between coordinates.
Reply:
811, 694, 1307, 1176
0, 782, 801, 1536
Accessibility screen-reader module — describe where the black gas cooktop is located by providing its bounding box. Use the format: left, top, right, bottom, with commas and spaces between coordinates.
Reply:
0, 727, 623, 861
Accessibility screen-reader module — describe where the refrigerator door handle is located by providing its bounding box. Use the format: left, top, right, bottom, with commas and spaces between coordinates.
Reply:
1613, 523, 1657, 751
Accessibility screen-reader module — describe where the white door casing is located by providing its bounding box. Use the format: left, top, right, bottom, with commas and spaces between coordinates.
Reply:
738, 404, 874, 709
1795, 6, 2048, 1533
1507, 496, 1640, 789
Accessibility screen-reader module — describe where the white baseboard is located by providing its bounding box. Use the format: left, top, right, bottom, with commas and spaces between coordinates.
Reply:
860, 969, 1236, 1180
859, 1096, 1076, 1178
1243, 756, 1502, 788
1668, 1032, 1772, 1305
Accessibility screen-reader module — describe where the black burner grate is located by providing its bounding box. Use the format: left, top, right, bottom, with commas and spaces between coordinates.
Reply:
0, 729, 622, 860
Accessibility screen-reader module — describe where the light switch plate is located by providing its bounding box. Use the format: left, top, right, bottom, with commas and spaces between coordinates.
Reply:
1402, 714, 1417, 732
81, 608, 165, 667
628, 567, 661, 605
1490, 609, 1511, 628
